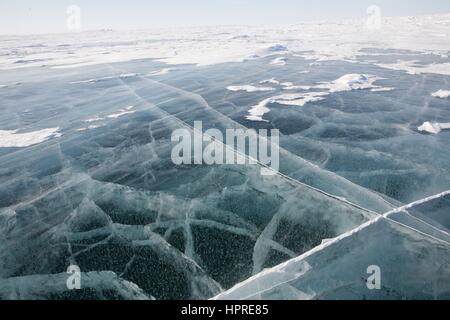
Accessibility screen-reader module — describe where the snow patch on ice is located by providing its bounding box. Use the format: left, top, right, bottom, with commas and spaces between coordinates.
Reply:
320, 238, 334, 245
227, 85, 275, 93
273, 92, 329, 107
418, 121, 450, 134
316, 74, 382, 92
107, 106, 136, 119
259, 78, 280, 85
119, 73, 137, 78
84, 116, 104, 123
246, 92, 328, 122
371, 87, 395, 92
281, 82, 312, 90
0, 127, 61, 148
77, 124, 104, 132
246, 99, 273, 122
245, 74, 392, 122
432, 90, 450, 99
83, 106, 136, 123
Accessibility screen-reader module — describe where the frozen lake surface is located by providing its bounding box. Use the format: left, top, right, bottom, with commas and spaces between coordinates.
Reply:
0, 15, 450, 300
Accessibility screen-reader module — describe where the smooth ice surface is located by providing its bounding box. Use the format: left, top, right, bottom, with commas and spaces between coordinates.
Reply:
316, 74, 382, 92
214, 192, 450, 300
0, 70, 391, 299
1, 56, 449, 299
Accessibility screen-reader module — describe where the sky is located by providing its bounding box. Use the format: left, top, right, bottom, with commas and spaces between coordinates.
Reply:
1, 0, 450, 35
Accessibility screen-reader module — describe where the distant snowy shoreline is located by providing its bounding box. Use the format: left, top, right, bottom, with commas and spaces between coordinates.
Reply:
1, 14, 450, 74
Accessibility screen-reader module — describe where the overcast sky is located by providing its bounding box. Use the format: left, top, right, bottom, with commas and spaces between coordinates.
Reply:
1, 0, 450, 35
